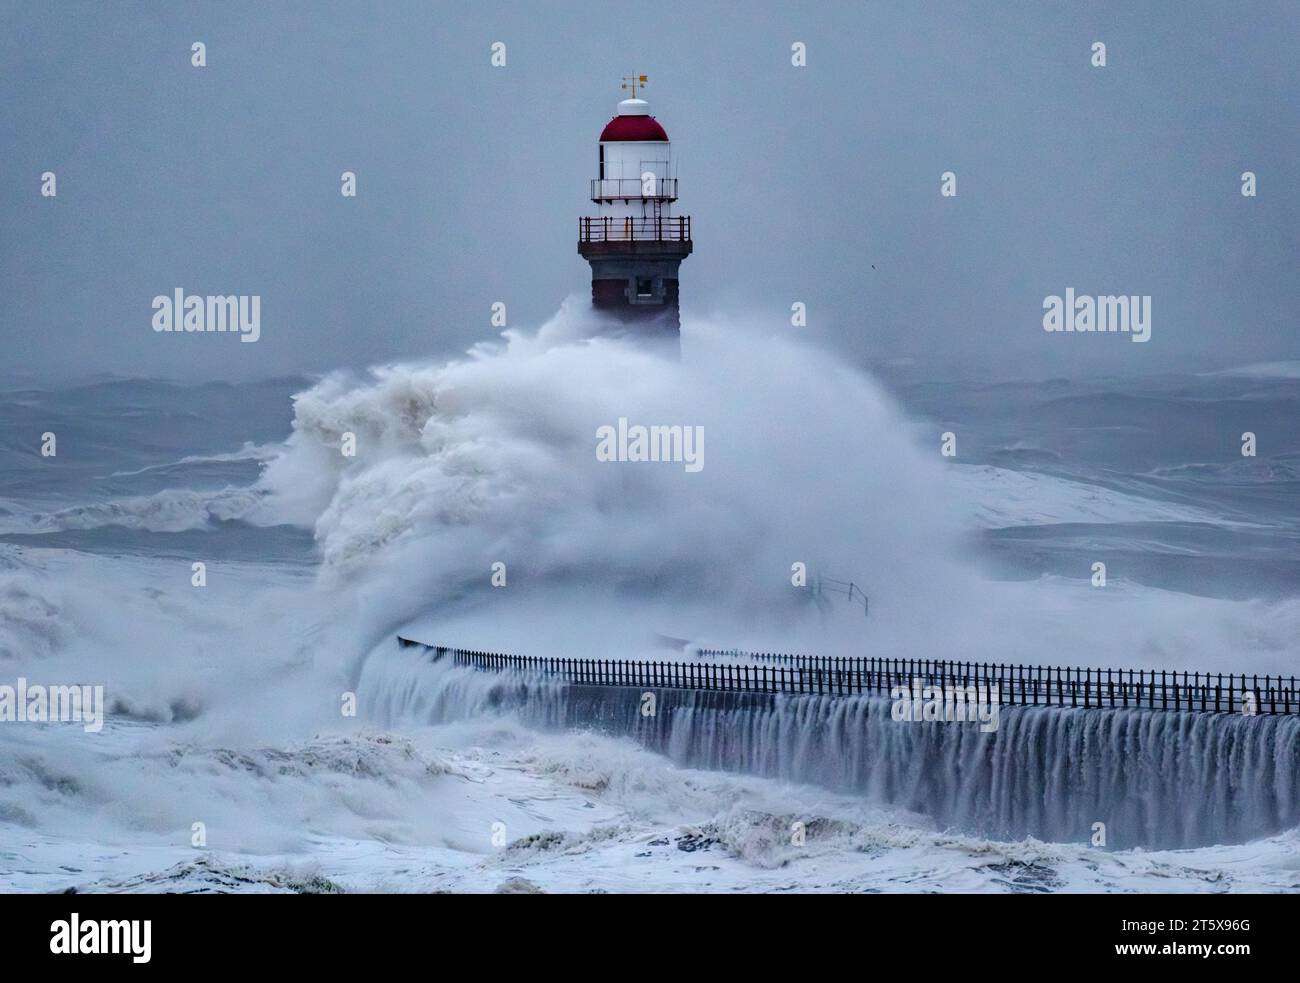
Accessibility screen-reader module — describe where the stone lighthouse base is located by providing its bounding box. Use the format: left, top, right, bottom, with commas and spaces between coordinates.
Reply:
578, 239, 693, 344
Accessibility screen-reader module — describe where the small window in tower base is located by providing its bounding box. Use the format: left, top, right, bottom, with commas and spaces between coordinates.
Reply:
636, 278, 654, 297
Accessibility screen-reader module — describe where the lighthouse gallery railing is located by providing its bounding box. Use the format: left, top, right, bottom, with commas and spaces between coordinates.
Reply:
578, 216, 691, 243
590, 177, 678, 200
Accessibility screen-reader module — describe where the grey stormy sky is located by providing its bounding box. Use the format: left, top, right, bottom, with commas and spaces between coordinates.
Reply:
1, 0, 1297, 382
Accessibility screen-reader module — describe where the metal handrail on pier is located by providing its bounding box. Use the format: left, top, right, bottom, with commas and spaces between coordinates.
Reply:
396, 638, 1299, 715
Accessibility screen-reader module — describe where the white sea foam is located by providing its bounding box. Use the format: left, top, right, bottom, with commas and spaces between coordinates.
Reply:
947, 464, 1240, 529
1203, 360, 1300, 379
0, 487, 266, 535
103, 442, 278, 478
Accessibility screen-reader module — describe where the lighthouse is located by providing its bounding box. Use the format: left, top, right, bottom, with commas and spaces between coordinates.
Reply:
577, 76, 692, 346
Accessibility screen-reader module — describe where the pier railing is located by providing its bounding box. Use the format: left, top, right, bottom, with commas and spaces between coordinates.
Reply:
815, 577, 869, 617
396, 638, 1300, 715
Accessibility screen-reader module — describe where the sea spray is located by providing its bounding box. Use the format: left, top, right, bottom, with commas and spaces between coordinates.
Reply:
257, 309, 977, 671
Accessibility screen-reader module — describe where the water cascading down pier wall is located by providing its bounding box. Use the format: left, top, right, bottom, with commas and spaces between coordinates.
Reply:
377, 640, 1300, 850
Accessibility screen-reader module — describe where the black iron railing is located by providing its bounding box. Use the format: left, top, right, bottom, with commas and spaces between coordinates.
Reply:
817, 577, 869, 617
396, 638, 1300, 715
590, 178, 677, 200
578, 215, 691, 243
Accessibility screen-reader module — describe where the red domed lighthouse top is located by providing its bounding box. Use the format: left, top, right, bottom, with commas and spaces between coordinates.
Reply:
600, 97, 668, 142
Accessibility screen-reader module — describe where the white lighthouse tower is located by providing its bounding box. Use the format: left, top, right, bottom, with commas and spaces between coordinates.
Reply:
577, 76, 692, 346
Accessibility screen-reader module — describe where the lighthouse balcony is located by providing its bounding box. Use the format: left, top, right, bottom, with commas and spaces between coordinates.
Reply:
590, 178, 678, 202
577, 215, 692, 245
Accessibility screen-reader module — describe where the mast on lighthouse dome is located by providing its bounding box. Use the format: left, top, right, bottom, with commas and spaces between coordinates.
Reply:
577, 76, 692, 346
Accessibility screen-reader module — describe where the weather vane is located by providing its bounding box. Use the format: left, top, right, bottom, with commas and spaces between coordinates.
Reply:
621, 74, 648, 98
